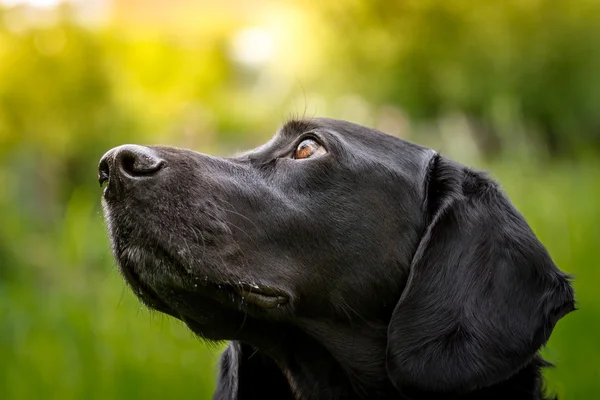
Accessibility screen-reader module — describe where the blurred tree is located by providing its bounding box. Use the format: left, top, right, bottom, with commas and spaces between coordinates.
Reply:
0, 6, 138, 226
306, 0, 600, 158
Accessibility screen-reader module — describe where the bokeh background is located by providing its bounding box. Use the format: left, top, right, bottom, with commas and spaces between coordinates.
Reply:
1, 0, 598, 398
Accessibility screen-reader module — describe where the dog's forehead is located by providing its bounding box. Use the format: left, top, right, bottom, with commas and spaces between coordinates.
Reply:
234, 119, 321, 157
236, 117, 432, 162
281, 118, 423, 153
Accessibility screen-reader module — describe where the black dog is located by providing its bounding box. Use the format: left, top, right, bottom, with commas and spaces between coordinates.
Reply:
99, 118, 574, 400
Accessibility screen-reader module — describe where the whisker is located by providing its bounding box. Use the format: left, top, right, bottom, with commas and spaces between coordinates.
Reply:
247, 346, 260, 360
338, 300, 377, 329
217, 201, 260, 231
202, 209, 253, 270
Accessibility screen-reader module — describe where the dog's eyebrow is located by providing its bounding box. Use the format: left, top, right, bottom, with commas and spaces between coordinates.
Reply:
277, 119, 318, 141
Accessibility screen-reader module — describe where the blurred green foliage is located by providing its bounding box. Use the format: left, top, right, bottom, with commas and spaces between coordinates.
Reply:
312, 0, 600, 158
0, 1, 598, 399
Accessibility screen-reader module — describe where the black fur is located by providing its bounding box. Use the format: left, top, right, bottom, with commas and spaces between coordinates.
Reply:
99, 118, 575, 399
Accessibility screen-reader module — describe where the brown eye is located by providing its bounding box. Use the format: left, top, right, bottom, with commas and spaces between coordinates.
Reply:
294, 139, 326, 160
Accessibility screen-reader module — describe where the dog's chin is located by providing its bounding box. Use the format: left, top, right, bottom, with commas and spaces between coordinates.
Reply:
114, 252, 181, 319
112, 242, 293, 338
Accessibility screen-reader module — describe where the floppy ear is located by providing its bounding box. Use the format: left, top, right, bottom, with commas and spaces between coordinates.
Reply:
214, 341, 294, 400
386, 154, 575, 393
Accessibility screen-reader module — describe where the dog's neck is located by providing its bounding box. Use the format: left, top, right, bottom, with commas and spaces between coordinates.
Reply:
241, 325, 549, 400
251, 321, 397, 400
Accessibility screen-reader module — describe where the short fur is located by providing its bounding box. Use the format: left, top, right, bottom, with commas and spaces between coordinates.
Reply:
99, 118, 575, 399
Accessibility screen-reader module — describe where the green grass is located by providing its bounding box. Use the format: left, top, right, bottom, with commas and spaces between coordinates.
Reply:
0, 188, 220, 400
0, 277, 220, 400
1, 160, 598, 399
490, 160, 600, 399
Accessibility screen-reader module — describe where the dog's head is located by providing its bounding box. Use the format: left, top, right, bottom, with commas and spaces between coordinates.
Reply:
100, 118, 574, 394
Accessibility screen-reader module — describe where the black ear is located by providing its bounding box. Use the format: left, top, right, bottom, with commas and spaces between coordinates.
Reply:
386, 154, 575, 393
214, 341, 294, 400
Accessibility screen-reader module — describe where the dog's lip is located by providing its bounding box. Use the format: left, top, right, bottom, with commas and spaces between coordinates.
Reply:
233, 282, 289, 309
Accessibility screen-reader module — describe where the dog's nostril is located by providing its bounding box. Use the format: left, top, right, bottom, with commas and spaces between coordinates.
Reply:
98, 145, 164, 200
98, 157, 110, 187
115, 145, 165, 178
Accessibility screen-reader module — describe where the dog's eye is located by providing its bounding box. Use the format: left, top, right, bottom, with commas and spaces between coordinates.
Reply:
294, 139, 326, 160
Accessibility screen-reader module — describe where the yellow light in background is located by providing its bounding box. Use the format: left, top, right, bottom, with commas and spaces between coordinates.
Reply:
0, 0, 62, 7
229, 27, 276, 67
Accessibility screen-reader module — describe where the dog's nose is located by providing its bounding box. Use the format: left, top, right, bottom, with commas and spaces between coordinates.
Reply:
98, 145, 165, 197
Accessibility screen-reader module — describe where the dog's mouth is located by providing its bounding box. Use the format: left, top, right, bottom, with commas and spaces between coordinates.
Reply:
116, 245, 289, 315
232, 283, 289, 309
